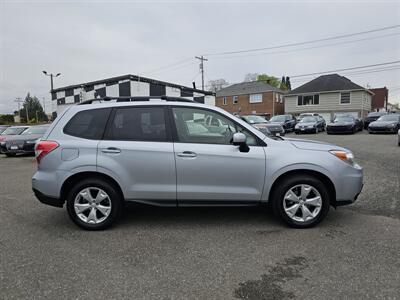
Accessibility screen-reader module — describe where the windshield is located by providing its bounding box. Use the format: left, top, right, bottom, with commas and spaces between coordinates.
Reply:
334, 116, 354, 123
270, 115, 286, 122
367, 112, 385, 117
377, 115, 399, 121
1, 127, 28, 135
300, 116, 316, 123
21, 126, 48, 135
0, 127, 9, 134
242, 115, 267, 124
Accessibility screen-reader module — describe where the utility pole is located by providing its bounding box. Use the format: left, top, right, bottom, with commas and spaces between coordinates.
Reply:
14, 97, 23, 113
25, 105, 29, 123
195, 56, 208, 90
42, 97, 46, 114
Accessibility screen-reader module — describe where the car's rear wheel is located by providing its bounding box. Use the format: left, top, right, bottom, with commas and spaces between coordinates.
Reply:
66, 178, 122, 230
272, 175, 330, 228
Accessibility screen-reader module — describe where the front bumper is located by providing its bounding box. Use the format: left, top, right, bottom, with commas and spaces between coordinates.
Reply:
326, 126, 354, 133
334, 164, 363, 206
295, 127, 316, 134
368, 126, 398, 133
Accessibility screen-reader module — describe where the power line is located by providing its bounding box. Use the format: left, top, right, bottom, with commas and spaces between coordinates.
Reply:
290, 60, 400, 78
209, 32, 400, 60
203, 24, 400, 56
140, 57, 193, 76
201, 63, 400, 89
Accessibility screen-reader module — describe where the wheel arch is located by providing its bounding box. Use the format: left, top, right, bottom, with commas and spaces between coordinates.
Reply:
267, 169, 337, 207
60, 171, 125, 202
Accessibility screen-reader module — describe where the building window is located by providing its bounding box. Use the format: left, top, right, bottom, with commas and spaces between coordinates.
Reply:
297, 94, 319, 106
340, 92, 351, 104
279, 95, 283, 103
233, 96, 238, 104
249, 94, 262, 103
223, 97, 227, 105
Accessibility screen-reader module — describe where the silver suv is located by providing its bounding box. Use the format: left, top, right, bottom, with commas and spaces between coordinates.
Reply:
32, 97, 363, 230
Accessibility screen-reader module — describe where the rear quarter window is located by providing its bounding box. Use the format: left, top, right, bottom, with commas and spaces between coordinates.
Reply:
63, 108, 111, 139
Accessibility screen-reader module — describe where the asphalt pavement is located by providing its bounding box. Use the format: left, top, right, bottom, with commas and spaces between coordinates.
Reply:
0, 131, 399, 299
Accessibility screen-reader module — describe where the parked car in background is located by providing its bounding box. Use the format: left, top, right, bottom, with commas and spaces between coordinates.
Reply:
294, 116, 325, 134
1, 125, 49, 157
297, 113, 320, 121
0, 125, 10, 134
0, 126, 30, 153
364, 112, 387, 129
240, 115, 285, 136
32, 96, 363, 230
334, 113, 363, 131
269, 114, 296, 132
398, 129, 400, 146
368, 114, 400, 134
326, 115, 359, 134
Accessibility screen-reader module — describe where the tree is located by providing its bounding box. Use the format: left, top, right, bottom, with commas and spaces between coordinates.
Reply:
207, 79, 229, 92
280, 76, 287, 90
0, 114, 15, 124
257, 74, 281, 88
19, 93, 48, 123
243, 73, 259, 82
285, 76, 291, 91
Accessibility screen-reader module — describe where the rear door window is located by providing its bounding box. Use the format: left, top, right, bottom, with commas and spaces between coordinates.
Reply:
63, 108, 111, 140
105, 106, 168, 142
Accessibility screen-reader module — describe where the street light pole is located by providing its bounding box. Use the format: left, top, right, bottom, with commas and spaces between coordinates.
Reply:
42, 71, 61, 92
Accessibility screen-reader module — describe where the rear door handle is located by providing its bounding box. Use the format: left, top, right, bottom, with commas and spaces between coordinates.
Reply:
177, 151, 197, 158
101, 147, 121, 154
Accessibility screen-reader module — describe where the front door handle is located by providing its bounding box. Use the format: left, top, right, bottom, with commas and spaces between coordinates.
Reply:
101, 147, 121, 154
177, 151, 197, 158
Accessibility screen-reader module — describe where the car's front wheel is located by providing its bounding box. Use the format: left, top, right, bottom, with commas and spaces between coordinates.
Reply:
272, 175, 330, 228
66, 178, 123, 230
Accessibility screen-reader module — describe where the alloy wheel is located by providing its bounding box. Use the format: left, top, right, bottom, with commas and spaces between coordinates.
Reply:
283, 184, 322, 222
74, 187, 112, 224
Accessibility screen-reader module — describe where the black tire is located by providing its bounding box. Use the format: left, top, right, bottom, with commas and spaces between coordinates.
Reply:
5, 153, 16, 157
271, 175, 330, 228
66, 178, 123, 230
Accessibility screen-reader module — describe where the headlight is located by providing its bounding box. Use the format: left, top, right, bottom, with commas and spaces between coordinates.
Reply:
388, 123, 396, 127
329, 150, 359, 167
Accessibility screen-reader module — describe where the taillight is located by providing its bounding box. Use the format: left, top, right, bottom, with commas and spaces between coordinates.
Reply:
35, 141, 59, 164
0, 136, 5, 142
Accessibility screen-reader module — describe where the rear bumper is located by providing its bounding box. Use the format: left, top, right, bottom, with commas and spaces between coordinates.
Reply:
1, 143, 35, 154
33, 188, 64, 208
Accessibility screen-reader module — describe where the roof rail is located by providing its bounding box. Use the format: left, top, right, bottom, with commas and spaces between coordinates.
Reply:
78, 96, 195, 105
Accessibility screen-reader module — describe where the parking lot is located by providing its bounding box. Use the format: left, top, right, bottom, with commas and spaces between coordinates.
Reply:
1, 132, 399, 299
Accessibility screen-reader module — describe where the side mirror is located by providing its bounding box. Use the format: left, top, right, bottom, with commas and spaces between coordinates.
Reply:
232, 132, 250, 153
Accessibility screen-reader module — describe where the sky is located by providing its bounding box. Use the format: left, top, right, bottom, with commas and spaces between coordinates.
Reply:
0, 0, 399, 114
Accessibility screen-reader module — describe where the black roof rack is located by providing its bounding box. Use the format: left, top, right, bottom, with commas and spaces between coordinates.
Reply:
78, 96, 195, 105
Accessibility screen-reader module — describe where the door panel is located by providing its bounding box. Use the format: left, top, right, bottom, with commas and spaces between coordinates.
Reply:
174, 143, 266, 202
170, 106, 266, 203
98, 106, 176, 202
97, 141, 176, 200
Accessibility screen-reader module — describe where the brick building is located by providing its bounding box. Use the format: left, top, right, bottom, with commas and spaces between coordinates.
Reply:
370, 87, 388, 111
215, 81, 285, 119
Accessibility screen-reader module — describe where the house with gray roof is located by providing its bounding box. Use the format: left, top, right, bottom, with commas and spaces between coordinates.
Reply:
215, 81, 286, 118
284, 74, 373, 121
